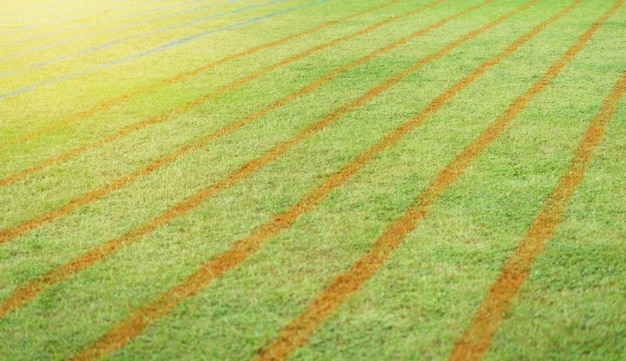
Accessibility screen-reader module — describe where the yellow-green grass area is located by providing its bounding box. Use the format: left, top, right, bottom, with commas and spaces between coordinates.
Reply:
0, 0, 624, 360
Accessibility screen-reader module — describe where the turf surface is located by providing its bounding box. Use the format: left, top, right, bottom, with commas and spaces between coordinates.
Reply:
0, 0, 624, 360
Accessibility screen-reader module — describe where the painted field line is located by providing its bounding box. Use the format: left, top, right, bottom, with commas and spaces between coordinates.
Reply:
0, 0, 327, 100
0, 0, 287, 78
253, 2, 625, 360
0, 0, 398, 152
0, 0, 501, 324
0, 0, 453, 244
0, 0, 248, 60
0, 0, 432, 186
447, 71, 626, 361
2, 0, 254, 55
63, 2, 560, 360
0, 0, 469, 317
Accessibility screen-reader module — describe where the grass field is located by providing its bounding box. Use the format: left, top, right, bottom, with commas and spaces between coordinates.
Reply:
0, 0, 625, 360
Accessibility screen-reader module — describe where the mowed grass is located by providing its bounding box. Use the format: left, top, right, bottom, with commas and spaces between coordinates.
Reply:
0, 0, 624, 360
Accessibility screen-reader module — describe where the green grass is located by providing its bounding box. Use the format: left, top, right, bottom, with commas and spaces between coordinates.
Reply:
0, 0, 624, 360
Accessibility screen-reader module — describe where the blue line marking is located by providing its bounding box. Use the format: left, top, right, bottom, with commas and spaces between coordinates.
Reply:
0, 0, 283, 78
0, 0, 327, 100
0, 0, 243, 50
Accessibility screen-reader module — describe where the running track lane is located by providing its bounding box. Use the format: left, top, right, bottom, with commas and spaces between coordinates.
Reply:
0, 0, 401, 150
0, 0, 446, 187
0, 0, 242, 50
0, 0, 286, 78
0, 0, 507, 324
0, 0, 450, 243
0, 0, 328, 100
63, 1, 575, 360
253, 1, 623, 359
447, 68, 626, 361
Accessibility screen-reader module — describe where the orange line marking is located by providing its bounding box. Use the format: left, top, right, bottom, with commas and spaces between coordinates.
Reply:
447, 72, 626, 360
254, 1, 624, 360
0, 0, 419, 187
0, 0, 403, 151
65, 1, 566, 360
0, 0, 495, 322
0, 0, 450, 243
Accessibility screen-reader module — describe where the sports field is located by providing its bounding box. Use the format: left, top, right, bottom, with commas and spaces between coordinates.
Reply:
0, 0, 624, 360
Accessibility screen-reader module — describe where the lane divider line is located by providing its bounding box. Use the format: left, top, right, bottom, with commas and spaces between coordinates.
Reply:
447, 70, 626, 361
0, 0, 287, 78
0, 0, 328, 100
0, 0, 244, 51
0, 0, 451, 243
0, 0, 500, 325
254, 1, 622, 359
62, 1, 569, 360
0, 0, 400, 151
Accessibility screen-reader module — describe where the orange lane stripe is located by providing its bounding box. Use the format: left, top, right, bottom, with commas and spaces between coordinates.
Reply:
254, 1, 624, 360
0, 0, 461, 245
0, 0, 446, 188
0, 0, 495, 320
0, 0, 497, 323
447, 72, 626, 361
67, 1, 553, 360
0, 0, 403, 151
